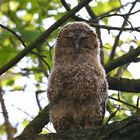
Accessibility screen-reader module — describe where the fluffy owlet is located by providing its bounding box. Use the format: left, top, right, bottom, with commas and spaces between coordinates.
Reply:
47, 22, 108, 132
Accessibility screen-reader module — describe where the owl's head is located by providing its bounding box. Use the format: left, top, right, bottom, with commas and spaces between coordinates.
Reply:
57, 22, 99, 54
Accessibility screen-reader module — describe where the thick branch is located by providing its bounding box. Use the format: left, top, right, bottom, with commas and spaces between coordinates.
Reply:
14, 113, 140, 140
60, 0, 87, 21
108, 77, 140, 93
20, 105, 49, 137
14, 76, 140, 139
13, 76, 140, 140
105, 46, 140, 73
0, 0, 92, 75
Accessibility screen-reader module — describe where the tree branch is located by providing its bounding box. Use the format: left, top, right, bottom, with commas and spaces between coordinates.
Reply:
93, 9, 140, 23
108, 77, 140, 93
19, 105, 50, 137
13, 113, 140, 140
84, 3, 104, 64
0, 24, 27, 48
0, 85, 15, 139
97, 1, 137, 17
90, 24, 140, 32
0, 0, 92, 75
60, 0, 87, 22
0, 23, 53, 67
13, 76, 140, 139
105, 46, 140, 73
109, 96, 137, 109
109, 0, 138, 61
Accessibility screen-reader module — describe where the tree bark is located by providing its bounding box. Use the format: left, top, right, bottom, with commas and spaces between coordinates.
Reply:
108, 77, 140, 93
13, 113, 140, 140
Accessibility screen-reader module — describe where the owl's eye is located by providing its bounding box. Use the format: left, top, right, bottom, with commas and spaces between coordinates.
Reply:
79, 36, 89, 43
80, 36, 89, 40
65, 35, 73, 40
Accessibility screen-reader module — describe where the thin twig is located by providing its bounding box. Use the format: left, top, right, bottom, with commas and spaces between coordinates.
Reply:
0, 23, 51, 71
109, 0, 138, 61
105, 105, 121, 124
0, 24, 27, 47
36, 50, 51, 73
35, 91, 42, 111
98, 1, 137, 17
93, 9, 140, 23
90, 24, 140, 32
11, 104, 33, 119
109, 96, 137, 109
136, 97, 140, 111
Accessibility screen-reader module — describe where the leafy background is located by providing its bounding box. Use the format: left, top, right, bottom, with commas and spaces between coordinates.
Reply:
0, 0, 140, 139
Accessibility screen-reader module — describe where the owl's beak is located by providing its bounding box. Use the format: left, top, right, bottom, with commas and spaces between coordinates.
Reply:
72, 36, 80, 51
75, 42, 80, 51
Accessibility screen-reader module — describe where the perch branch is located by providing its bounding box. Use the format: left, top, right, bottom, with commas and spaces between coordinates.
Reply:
19, 105, 50, 137
13, 113, 140, 140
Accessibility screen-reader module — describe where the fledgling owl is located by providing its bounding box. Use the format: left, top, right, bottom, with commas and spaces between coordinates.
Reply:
47, 22, 108, 132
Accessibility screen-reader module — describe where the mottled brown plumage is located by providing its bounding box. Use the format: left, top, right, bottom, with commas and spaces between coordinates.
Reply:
47, 22, 108, 132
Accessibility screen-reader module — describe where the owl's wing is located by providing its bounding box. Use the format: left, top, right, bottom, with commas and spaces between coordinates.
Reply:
100, 79, 108, 123
47, 70, 63, 103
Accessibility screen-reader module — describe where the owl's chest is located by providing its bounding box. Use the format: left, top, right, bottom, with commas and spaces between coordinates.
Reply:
62, 65, 103, 91
60, 65, 105, 101
62, 64, 102, 79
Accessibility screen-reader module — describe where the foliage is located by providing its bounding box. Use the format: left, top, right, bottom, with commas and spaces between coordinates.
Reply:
0, 0, 140, 139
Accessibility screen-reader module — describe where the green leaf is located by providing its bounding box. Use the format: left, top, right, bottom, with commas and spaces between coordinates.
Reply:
0, 124, 6, 135
92, 0, 121, 15
109, 0, 121, 8
122, 70, 132, 78
6, 79, 15, 86
0, 45, 19, 67
22, 119, 30, 128
20, 28, 40, 43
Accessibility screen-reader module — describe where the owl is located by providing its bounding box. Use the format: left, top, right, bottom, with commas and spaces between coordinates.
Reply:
47, 22, 108, 132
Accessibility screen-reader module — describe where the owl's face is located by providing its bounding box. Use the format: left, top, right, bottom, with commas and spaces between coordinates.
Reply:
58, 22, 98, 54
